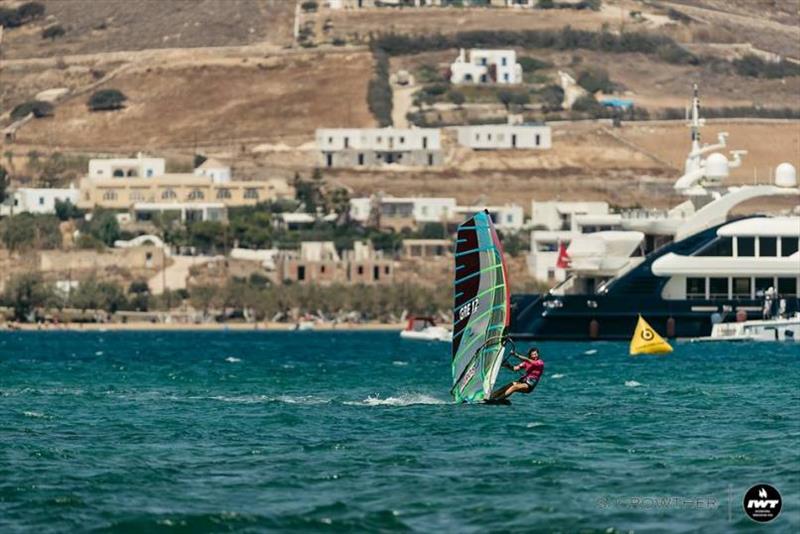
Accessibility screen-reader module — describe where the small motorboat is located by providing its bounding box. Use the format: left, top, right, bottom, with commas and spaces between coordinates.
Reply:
691, 313, 800, 342
400, 316, 452, 342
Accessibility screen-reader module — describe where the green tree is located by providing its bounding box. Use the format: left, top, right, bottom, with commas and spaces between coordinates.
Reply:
88, 89, 127, 111
83, 209, 120, 246
577, 67, 613, 93
69, 278, 127, 313
10, 100, 53, 120
54, 199, 83, 221
3, 273, 54, 321
1, 213, 62, 251
128, 280, 150, 311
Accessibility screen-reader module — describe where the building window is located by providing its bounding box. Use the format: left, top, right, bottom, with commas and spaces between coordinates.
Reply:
737, 236, 755, 257
328, 136, 333, 144
102, 190, 118, 201
781, 237, 798, 256
39, 197, 45, 205
503, 73, 509, 82
320, 265, 326, 274
216, 188, 231, 199
422, 136, 428, 149
732, 277, 751, 299
778, 277, 797, 297
399, 136, 405, 144
384, 265, 390, 275
698, 237, 732, 256
501, 57, 507, 66
187, 189, 205, 200
326, 153, 333, 168
298, 266, 305, 281
506, 214, 513, 223
759, 236, 777, 256
686, 277, 705, 299
373, 265, 380, 281
357, 266, 364, 275
130, 191, 145, 201
344, 137, 349, 148
113, 169, 125, 178
161, 189, 177, 200
535, 134, 541, 146
709, 277, 729, 299
358, 153, 364, 166
428, 154, 434, 166
146, 169, 154, 177
244, 188, 259, 200
127, 169, 137, 177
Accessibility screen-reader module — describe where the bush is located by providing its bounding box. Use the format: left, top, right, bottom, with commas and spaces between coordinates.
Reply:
367, 48, 393, 126
571, 94, 604, 113
10, 100, 54, 120
539, 84, 565, 111
518, 56, 551, 72
733, 54, 800, 79
576, 67, 613, 93
88, 89, 127, 111
301, 1, 318, 12
2, 273, 55, 321
447, 90, 466, 106
0, 2, 44, 28
54, 199, 83, 221
1, 213, 62, 251
42, 24, 66, 40
82, 210, 120, 246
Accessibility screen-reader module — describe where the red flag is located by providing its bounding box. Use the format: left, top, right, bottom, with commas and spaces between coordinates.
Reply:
556, 241, 571, 269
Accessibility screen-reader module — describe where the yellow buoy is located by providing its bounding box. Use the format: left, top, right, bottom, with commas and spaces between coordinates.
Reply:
629, 315, 673, 356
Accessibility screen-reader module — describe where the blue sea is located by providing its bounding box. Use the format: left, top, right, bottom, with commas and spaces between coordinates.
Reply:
0, 331, 797, 533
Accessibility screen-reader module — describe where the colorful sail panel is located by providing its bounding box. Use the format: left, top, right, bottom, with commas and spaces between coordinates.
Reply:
451, 210, 511, 403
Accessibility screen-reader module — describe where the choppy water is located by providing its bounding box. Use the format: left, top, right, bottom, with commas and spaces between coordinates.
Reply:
1, 331, 798, 533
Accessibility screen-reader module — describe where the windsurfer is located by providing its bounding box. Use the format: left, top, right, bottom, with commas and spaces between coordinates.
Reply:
489, 348, 544, 401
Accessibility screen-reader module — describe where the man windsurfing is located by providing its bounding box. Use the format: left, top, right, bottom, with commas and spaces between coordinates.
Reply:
489, 348, 544, 401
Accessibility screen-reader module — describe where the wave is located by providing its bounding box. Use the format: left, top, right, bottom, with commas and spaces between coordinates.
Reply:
625, 380, 644, 388
392, 361, 408, 366
224, 357, 242, 363
22, 411, 47, 418
584, 349, 598, 355
551, 373, 565, 379
205, 394, 331, 405
345, 393, 447, 406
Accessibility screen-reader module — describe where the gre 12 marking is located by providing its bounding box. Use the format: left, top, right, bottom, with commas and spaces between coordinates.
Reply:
458, 299, 479, 321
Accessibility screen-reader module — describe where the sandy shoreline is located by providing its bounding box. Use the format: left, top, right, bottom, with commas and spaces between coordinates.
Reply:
1, 321, 405, 332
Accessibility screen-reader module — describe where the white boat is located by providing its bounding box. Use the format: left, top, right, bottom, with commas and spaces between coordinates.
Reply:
692, 313, 800, 342
400, 316, 452, 342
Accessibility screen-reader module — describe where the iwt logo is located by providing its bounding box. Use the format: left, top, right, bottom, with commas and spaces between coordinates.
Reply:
743, 484, 782, 523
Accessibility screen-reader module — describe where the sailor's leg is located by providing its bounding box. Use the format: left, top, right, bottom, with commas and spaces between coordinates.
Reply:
490, 381, 516, 400
492, 382, 526, 401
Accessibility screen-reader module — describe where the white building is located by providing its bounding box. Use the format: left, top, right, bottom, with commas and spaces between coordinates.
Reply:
0, 186, 80, 216
316, 128, 442, 167
456, 123, 551, 150
530, 200, 611, 231
454, 204, 525, 233
88, 153, 165, 179
350, 196, 456, 226
193, 158, 231, 184
450, 49, 522, 85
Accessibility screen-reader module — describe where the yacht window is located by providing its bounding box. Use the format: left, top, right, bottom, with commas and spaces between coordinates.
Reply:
697, 237, 732, 256
732, 277, 751, 299
737, 236, 755, 257
781, 237, 799, 256
754, 277, 774, 296
709, 277, 728, 299
759, 237, 777, 257
686, 277, 705, 300
778, 278, 797, 297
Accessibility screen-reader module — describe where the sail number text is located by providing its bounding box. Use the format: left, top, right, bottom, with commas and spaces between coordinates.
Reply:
458, 299, 479, 321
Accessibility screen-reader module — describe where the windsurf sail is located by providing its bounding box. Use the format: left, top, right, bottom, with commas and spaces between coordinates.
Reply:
451, 210, 511, 403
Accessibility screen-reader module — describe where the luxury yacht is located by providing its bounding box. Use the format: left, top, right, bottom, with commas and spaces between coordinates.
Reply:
510, 86, 800, 340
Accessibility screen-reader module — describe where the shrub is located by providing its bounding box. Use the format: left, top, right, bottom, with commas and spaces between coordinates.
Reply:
367, 48, 393, 126
447, 90, 466, 107
10, 100, 53, 120
518, 56, 551, 72
301, 1, 318, 12
576, 67, 613, 93
82, 210, 120, 246
733, 54, 800, 78
42, 24, 65, 40
87, 89, 127, 111
571, 94, 604, 113
0, 2, 44, 28
2, 273, 55, 321
539, 84, 564, 111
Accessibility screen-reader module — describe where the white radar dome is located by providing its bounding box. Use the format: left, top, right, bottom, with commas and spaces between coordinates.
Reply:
775, 162, 797, 188
704, 153, 729, 180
